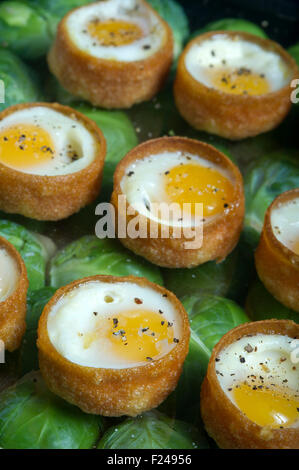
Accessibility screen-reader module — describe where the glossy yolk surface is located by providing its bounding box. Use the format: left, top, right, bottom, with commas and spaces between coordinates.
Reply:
88, 20, 143, 46
210, 67, 270, 95
164, 163, 234, 218
83, 309, 174, 362
0, 124, 55, 170
233, 383, 299, 428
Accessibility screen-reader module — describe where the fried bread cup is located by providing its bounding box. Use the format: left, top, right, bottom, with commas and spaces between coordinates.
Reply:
0, 102, 106, 221
111, 137, 244, 268
48, 0, 173, 109
201, 319, 299, 449
174, 31, 299, 140
0, 237, 28, 352
37, 275, 190, 416
255, 189, 299, 312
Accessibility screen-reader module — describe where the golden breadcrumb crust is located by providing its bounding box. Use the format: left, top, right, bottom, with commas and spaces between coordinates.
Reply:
201, 319, 299, 449
174, 31, 299, 140
37, 275, 190, 417
0, 236, 28, 351
48, 1, 173, 109
111, 137, 244, 268
0, 102, 106, 221
255, 189, 299, 312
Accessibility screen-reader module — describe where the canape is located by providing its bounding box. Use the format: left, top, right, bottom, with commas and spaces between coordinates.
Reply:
255, 189, 299, 312
48, 0, 173, 109
37, 275, 190, 416
0, 236, 28, 352
111, 137, 244, 268
0, 102, 106, 221
201, 319, 299, 449
174, 31, 298, 140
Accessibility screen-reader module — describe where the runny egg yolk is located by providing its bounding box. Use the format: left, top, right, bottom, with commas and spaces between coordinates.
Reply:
0, 124, 55, 170
232, 383, 299, 428
164, 163, 234, 218
83, 309, 175, 362
210, 67, 270, 95
88, 19, 143, 46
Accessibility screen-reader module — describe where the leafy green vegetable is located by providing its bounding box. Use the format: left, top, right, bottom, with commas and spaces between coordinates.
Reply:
49, 235, 163, 288
0, 220, 48, 290
244, 151, 299, 247
26, 0, 94, 40
0, 1, 51, 59
192, 18, 268, 39
19, 287, 56, 375
0, 48, 41, 111
74, 104, 138, 197
98, 410, 208, 449
163, 248, 250, 302
246, 279, 299, 323
0, 372, 103, 449
174, 295, 249, 421
0, 0, 94, 59
288, 43, 299, 67
147, 0, 189, 63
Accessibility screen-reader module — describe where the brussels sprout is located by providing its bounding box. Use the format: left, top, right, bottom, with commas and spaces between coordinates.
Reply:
19, 287, 56, 375
192, 18, 268, 39
0, 0, 94, 59
98, 410, 208, 449
25, 0, 94, 39
0, 372, 103, 449
163, 247, 250, 302
244, 151, 299, 247
0, 220, 48, 290
73, 104, 138, 196
147, 0, 189, 63
0, 1, 51, 59
49, 235, 163, 288
246, 279, 299, 323
288, 43, 299, 67
174, 295, 249, 421
0, 48, 41, 111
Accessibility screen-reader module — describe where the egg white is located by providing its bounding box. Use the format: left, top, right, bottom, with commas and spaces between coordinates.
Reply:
0, 248, 19, 302
121, 151, 233, 226
0, 107, 96, 176
185, 34, 291, 92
47, 280, 181, 369
271, 198, 299, 254
216, 334, 299, 427
66, 0, 166, 62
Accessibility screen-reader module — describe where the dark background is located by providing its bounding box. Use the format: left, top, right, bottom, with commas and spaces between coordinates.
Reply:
177, 0, 299, 47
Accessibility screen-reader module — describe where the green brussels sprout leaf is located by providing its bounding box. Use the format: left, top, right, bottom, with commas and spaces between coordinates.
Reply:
0, 372, 103, 449
244, 151, 299, 247
0, 220, 48, 290
98, 410, 208, 449
147, 0, 189, 63
192, 18, 268, 39
163, 247, 251, 303
0, 1, 52, 59
0, 48, 41, 111
49, 235, 163, 288
246, 279, 299, 323
19, 287, 56, 375
174, 295, 249, 421
74, 104, 138, 197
